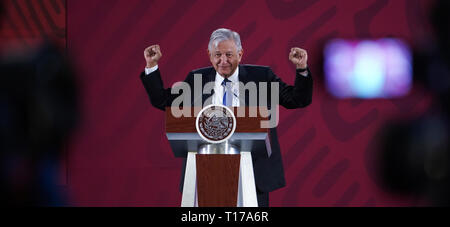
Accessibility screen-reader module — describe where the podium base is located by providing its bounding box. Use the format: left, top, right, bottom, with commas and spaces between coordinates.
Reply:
181, 151, 258, 207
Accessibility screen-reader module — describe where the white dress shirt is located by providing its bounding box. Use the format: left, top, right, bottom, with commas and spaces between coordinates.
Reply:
145, 65, 159, 75
212, 67, 240, 106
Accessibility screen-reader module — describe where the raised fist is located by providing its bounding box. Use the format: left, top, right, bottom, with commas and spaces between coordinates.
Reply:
144, 44, 162, 68
289, 47, 308, 69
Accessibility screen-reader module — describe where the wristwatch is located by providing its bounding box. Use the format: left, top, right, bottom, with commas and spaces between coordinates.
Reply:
296, 67, 308, 73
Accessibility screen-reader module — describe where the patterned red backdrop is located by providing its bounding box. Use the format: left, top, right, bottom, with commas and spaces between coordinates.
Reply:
0, 0, 65, 48
1, 0, 436, 206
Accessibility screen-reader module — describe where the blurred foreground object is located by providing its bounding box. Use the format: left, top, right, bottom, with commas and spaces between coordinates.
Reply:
323, 38, 413, 99
377, 0, 450, 206
0, 41, 78, 206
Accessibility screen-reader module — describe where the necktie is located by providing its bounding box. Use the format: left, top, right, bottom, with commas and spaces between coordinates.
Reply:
221, 78, 233, 106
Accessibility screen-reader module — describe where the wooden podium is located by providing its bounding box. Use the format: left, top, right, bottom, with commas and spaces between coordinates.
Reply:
165, 107, 271, 207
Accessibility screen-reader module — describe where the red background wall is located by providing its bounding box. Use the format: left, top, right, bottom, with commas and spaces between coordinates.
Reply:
0, 0, 65, 48
1, 0, 436, 206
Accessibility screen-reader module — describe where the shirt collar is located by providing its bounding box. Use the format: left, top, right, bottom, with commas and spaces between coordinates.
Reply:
215, 66, 239, 85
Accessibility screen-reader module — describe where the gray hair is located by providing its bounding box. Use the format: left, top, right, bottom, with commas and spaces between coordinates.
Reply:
208, 28, 242, 52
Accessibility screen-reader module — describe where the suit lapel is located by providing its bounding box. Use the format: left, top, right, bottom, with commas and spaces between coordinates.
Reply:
238, 64, 249, 84
201, 68, 216, 104
238, 65, 250, 106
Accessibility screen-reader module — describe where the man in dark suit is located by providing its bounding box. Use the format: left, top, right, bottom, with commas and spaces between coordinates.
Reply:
140, 28, 312, 206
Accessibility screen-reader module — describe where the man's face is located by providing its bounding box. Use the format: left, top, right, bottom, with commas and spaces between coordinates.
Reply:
209, 40, 243, 78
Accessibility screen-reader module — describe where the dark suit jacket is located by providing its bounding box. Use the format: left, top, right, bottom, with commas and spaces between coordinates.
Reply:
140, 64, 313, 193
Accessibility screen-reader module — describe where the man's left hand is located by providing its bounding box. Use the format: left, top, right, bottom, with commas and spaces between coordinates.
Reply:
289, 47, 308, 69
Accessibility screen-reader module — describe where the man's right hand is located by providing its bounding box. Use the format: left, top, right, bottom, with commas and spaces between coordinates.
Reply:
144, 44, 162, 68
